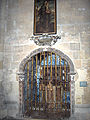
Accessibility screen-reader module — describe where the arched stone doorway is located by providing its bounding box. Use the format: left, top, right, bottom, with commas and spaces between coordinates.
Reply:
18, 48, 75, 119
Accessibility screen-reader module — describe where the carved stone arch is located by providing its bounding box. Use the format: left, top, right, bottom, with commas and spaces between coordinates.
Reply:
19, 48, 74, 73
18, 48, 75, 118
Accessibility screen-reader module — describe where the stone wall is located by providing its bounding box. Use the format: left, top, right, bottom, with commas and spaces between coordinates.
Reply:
0, 0, 90, 118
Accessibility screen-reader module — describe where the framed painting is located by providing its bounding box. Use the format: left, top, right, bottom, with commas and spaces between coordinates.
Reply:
34, 0, 57, 35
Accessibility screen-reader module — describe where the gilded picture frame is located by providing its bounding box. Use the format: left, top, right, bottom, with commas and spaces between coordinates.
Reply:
34, 0, 57, 35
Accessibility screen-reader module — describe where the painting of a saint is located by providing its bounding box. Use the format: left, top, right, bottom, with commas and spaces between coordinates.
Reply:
34, 0, 56, 35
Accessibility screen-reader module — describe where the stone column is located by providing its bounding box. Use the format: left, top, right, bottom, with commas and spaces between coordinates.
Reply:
17, 72, 25, 117
68, 72, 76, 117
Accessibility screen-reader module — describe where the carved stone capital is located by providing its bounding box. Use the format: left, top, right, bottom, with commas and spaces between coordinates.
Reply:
17, 72, 25, 82
68, 72, 76, 83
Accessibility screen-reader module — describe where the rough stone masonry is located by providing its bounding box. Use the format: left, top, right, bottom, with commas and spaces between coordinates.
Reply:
0, 0, 90, 119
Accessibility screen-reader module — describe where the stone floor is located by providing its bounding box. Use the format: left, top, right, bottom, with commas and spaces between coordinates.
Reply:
1, 108, 90, 120
24, 113, 90, 120
1, 113, 90, 120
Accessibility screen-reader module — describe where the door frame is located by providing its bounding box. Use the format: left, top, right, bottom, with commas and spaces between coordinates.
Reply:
18, 48, 76, 118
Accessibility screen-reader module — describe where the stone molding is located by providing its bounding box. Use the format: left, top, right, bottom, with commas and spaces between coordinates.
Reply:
19, 48, 74, 73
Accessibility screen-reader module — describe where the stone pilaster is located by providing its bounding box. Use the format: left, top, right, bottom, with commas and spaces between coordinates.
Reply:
69, 72, 76, 116
17, 72, 25, 117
